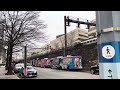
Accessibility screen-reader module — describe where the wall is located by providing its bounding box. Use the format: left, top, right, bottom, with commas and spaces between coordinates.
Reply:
81, 43, 98, 70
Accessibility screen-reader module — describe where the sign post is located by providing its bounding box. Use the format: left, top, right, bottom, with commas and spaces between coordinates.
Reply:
96, 11, 120, 79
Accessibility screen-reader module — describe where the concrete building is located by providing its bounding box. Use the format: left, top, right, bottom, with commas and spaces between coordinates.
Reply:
49, 28, 88, 50
88, 19, 97, 39
0, 26, 5, 64
81, 19, 97, 45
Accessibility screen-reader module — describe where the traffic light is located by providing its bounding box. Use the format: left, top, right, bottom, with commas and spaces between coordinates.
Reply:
86, 20, 90, 29
77, 18, 80, 28
66, 16, 70, 26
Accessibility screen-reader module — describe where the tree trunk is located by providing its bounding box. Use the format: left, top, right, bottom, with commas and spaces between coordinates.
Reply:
5, 57, 8, 70
5, 50, 9, 70
5, 45, 14, 75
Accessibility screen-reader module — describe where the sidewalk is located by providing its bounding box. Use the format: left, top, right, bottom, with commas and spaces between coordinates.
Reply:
0, 67, 19, 79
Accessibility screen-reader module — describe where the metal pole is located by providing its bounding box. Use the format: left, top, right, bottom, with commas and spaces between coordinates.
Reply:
96, 11, 120, 79
64, 16, 67, 57
24, 45, 27, 77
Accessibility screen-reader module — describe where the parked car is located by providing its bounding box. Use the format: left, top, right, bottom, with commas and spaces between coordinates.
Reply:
90, 64, 99, 75
50, 58, 59, 69
27, 63, 32, 66
14, 63, 24, 73
14, 63, 32, 73
19, 66, 37, 78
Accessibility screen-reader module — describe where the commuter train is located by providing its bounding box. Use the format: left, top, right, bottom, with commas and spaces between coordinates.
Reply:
81, 38, 97, 45
59, 56, 83, 70
31, 55, 83, 70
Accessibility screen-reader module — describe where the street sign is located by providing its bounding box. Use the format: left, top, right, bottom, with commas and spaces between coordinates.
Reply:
102, 45, 115, 59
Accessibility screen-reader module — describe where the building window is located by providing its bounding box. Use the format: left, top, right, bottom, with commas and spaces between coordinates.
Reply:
87, 41, 89, 43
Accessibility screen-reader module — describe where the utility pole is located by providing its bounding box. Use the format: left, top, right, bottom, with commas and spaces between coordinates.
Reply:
63, 16, 96, 57
64, 16, 67, 57
24, 45, 27, 78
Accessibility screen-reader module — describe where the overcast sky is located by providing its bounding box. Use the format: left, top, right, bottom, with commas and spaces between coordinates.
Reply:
35, 11, 96, 47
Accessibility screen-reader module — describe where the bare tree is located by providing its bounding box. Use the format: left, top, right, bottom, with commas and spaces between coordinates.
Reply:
0, 27, 3, 50
0, 23, 5, 51
0, 11, 47, 75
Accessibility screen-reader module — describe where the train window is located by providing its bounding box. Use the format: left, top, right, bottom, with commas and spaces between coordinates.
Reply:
93, 39, 96, 41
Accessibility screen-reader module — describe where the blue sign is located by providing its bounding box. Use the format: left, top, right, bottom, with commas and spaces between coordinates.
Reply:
98, 41, 120, 63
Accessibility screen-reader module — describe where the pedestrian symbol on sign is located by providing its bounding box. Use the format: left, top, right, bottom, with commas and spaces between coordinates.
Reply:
102, 45, 115, 59
106, 47, 110, 54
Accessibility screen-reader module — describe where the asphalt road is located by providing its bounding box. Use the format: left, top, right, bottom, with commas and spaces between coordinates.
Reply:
27, 67, 100, 79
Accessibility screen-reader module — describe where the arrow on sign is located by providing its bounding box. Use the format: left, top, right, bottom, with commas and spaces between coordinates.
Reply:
108, 69, 112, 74
108, 69, 112, 79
